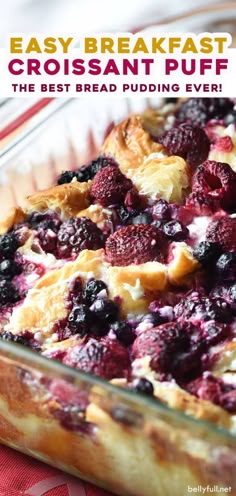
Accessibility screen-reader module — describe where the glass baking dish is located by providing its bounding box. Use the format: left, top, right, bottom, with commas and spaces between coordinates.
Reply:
0, 5, 236, 496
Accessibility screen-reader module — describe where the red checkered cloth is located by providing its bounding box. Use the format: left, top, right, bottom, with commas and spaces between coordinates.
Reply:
0, 445, 115, 496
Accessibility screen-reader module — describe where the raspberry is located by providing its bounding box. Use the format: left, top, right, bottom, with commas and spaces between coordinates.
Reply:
132, 322, 204, 381
176, 98, 234, 126
206, 216, 236, 252
175, 293, 232, 324
57, 217, 104, 258
213, 136, 234, 153
187, 374, 236, 412
90, 165, 132, 207
185, 191, 218, 215
191, 160, 236, 210
105, 224, 165, 266
63, 338, 130, 380
158, 124, 210, 168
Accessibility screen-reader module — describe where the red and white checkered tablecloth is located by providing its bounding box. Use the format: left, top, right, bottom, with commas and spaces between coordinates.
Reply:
0, 444, 114, 496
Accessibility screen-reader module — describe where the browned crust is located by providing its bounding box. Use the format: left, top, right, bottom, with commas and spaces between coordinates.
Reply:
26, 181, 92, 218
101, 114, 164, 174
0, 206, 26, 235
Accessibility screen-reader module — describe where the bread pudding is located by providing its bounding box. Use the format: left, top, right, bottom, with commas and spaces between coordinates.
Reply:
0, 98, 236, 495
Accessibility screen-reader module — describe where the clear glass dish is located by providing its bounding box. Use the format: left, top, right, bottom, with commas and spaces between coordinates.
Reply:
0, 5, 236, 496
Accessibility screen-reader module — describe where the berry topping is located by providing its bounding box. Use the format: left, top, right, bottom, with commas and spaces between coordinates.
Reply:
105, 224, 165, 266
151, 199, 171, 221
1, 330, 30, 347
216, 253, 236, 281
163, 220, 189, 241
187, 374, 236, 413
0, 259, 21, 279
91, 298, 119, 323
191, 160, 236, 210
206, 216, 236, 252
0, 279, 20, 307
111, 321, 136, 346
57, 217, 104, 258
90, 165, 132, 207
82, 279, 108, 305
213, 136, 234, 153
132, 378, 154, 396
57, 170, 78, 185
68, 304, 94, 336
158, 123, 210, 168
57, 156, 117, 185
132, 322, 204, 381
174, 293, 232, 324
185, 191, 218, 215
193, 241, 220, 266
176, 98, 234, 126
0, 233, 19, 259
131, 212, 153, 225
201, 322, 229, 346
63, 338, 130, 380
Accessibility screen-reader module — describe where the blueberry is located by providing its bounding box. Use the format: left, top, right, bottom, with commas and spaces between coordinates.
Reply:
0, 259, 21, 279
111, 321, 136, 346
216, 253, 236, 281
152, 199, 171, 221
193, 241, 220, 266
163, 220, 189, 241
0, 233, 19, 258
68, 304, 94, 336
83, 279, 108, 305
116, 206, 133, 224
132, 378, 154, 396
0, 279, 20, 307
92, 299, 119, 322
57, 170, 77, 185
131, 213, 153, 225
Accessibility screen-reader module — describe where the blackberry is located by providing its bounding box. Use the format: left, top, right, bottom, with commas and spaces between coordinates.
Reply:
92, 299, 119, 323
131, 213, 153, 225
163, 220, 189, 241
82, 279, 108, 305
0, 233, 19, 258
57, 170, 77, 185
175, 294, 232, 324
224, 110, 236, 126
193, 241, 220, 266
0, 259, 21, 279
57, 217, 104, 258
216, 253, 236, 281
1, 330, 29, 346
86, 156, 117, 178
68, 304, 94, 336
202, 322, 229, 346
111, 321, 136, 346
132, 378, 154, 396
176, 98, 234, 126
0, 279, 20, 307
